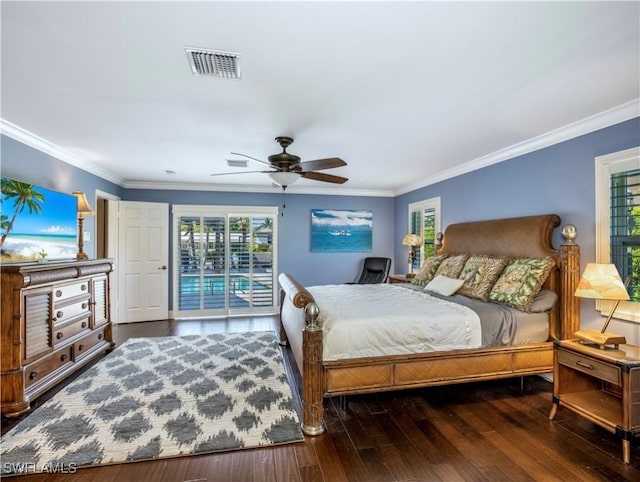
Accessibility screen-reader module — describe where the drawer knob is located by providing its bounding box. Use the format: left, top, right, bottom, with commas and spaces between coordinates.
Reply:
55, 290, 62, 297
81, 284, 87, 291
576, 361, 594, 370
98, 333, 103, 340
29, 371, 38, 380
81, 321, 87, 329
56, 311, 64, 319
56, 332, 64, 340
82, 302, 88, 309
60, 354, 68, 362
78, 344, 85, 351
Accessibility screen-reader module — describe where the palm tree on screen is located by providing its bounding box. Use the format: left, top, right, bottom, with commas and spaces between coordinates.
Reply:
0, 178, 44, 247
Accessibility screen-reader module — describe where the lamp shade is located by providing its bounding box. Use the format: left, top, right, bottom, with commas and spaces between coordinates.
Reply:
402, 233, 422, 247
72, 191, 94, 216
268, 172, 300, 187
574, 263, 630, 300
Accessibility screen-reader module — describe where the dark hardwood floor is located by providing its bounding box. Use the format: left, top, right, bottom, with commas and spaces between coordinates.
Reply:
2, 316, 639, 481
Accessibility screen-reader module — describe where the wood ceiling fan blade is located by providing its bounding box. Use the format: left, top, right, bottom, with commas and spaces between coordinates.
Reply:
210, 170, 273, 177
297, 157, 346, 171
301, 171, 348, 184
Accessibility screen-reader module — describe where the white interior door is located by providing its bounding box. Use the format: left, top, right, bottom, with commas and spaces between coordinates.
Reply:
117, 201, 169, 323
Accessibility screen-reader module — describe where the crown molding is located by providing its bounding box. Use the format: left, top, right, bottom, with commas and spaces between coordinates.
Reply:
0, 118, 394, 196
0, 119, 125, 185
3, 98, 638, 199
394, 98, 640, 196
123, 180, 395, 197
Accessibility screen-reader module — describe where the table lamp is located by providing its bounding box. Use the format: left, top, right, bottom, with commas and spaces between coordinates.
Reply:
72, 191, 95, 260
402, 233, 422, 277
573, 263, 630, 348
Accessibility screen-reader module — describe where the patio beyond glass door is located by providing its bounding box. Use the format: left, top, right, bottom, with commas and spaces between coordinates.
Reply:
174, 206, 277, 317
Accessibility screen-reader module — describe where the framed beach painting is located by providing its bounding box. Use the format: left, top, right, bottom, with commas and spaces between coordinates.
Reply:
311, 209, 372, 252
0, 177, 78, 263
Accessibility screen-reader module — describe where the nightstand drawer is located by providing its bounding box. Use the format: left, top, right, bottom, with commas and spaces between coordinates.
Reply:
558, 348, 621, 385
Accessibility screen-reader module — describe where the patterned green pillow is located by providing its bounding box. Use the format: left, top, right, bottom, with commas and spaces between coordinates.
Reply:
433, 254, 469, 279
411, 254, 449, 287
457, 255, 509, 301
489, 256, 556, 312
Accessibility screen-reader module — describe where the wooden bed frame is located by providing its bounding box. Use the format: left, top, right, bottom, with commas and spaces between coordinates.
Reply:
278, 214, 580, 435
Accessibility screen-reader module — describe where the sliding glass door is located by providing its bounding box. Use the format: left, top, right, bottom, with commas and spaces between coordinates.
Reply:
173, 205, 278, 317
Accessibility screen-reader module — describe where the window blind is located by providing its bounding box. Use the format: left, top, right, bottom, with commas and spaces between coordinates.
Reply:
409, 206, 436, 270
610, 169, 640, 301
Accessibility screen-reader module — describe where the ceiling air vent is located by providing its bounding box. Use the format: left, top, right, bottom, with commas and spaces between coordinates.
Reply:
227, 159, 248, 168
185, 47, 241, 79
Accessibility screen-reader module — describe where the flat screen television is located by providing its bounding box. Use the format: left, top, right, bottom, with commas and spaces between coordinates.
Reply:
1, 176, 78, 263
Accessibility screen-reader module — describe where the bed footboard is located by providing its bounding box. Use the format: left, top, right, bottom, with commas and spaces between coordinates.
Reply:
278, 273, 325, 435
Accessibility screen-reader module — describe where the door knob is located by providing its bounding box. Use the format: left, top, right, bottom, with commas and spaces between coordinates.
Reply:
158, 265, 167, 270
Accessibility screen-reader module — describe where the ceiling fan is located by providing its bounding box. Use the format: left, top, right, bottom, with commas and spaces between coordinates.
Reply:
211, 136, 348, 189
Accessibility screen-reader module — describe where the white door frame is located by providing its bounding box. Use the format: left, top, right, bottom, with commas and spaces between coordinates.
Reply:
95, 190, 120, 324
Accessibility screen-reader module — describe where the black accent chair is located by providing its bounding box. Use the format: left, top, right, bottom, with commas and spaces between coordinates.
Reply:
355, 257, 392, 284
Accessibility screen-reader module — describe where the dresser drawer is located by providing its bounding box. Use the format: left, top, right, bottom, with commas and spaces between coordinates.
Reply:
25, 346, 73, 388
52, 299, 90, 325
52, 317, 91, 346
73, 328, 108, 360
53, 280, 89, 302
558, 348, 621, 385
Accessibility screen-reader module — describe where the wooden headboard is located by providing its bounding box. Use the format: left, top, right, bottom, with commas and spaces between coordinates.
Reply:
438, 213, 561, 288
436, 214, 575, 340
438, 214, 560, 260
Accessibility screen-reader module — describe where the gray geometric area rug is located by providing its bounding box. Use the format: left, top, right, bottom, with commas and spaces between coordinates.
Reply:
1, 331, 304, 475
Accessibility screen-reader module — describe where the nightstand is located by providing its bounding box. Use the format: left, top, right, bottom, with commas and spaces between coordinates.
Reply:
549, 339, 640, 463
388, 274, 413, 284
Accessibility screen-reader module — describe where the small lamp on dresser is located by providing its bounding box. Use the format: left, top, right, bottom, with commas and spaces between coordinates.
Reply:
72, 191, 95, 260
401, 233, 422, 278
573, 262, 631, 348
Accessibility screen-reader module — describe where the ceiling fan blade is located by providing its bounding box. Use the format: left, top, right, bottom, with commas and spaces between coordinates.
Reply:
230, 152, 274, 168
210, 170, 273, 177
297, 157, 346, 172
301, 171, 348, 184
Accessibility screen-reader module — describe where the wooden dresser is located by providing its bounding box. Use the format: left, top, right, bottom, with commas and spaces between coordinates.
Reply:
1, 259, 115, 417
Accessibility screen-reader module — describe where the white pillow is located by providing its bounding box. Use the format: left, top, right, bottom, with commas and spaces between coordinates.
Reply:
424, 275, 465, 296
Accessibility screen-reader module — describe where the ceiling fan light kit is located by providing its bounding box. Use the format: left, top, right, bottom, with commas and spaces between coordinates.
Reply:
268, 171, 301, 188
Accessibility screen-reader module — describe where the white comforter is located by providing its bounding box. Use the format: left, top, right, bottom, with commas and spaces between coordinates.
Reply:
308, 284, 482, 360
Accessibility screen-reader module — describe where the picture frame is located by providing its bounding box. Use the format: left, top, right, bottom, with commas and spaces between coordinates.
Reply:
311, 209, 372, 252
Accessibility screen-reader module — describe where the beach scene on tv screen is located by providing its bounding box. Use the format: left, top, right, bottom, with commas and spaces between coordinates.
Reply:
1, 177, 78, 262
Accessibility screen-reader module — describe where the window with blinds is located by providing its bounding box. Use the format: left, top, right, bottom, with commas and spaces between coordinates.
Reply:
408, 197, 441, 271
596, 147, 640, 323
610, 169, 640, 301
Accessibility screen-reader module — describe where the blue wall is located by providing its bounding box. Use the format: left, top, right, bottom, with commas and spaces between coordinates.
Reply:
394, 118, 640, 269
0, 136, 122, 199
0, 135, 395, 289
3, 117, 639, 330
124, 188, 395, 287
394, 117, 640, 338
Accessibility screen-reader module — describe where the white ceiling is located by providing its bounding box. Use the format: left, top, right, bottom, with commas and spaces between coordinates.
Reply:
1, 1, 639, 196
